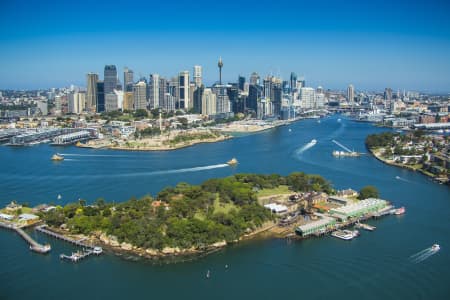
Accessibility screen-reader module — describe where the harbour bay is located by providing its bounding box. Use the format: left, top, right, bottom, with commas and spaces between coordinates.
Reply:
1, 116, 449, 300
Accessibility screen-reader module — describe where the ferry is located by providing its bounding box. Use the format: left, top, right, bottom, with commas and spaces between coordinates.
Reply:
331, 229, 359, 240
394, 206, 405, 215
431, 244, 440, 252
355, 222, 376, 231
332, 150, 361, 157
51, 153, 64, 161
227, 158, 238, 166
310, 139, 317, 145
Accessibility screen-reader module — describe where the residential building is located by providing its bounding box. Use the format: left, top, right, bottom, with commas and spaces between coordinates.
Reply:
201, 88, 216, 116
133, 81, 147, 110
86, 73, 98, 111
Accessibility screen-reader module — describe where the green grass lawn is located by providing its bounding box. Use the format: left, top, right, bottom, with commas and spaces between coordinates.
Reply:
213, 196, 238, 214
257, 185, 291, 197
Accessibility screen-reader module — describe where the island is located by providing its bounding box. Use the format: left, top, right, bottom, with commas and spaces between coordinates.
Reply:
366, 131, 450, 185
1, 172, 399, 261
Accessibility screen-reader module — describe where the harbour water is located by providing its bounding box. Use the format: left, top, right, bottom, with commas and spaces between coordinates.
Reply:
1, 115, 449, 299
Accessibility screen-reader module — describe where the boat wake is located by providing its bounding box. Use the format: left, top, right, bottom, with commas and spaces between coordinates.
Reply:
100, 164, 230, 178
295, 140, 317, 156
59, 153, 132, 158
395, 176, 411, 183
409, 246, 440, 264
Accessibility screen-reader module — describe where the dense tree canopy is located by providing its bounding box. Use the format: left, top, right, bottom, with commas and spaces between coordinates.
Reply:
358, 186, 379, 200
40, 173, 334, 250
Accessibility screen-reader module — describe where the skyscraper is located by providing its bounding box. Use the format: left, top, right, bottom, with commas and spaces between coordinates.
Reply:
384, 88, 393, 111
178, 71, 190, 109
300, 87, 315, 109
149, 74, 160, 109
86, 73, 98, 111
104, 65, 117, 94
347, 84, 355, 104
68, 92, 86, 114
238, 76, 245, 91
159, 77, 168, 109
193, 65, 202, 88
96, 81, 105, 113
250, 72, 260, 85
193, 84, 204, 113
290, 72, 297, 93
201, 88, 217, 116
133, 81, 147, 110
123, 67, 134, 92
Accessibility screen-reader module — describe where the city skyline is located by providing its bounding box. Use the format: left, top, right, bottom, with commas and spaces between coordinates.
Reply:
1, 0, 450, 92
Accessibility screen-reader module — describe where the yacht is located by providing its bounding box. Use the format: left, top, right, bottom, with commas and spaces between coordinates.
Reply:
93, 246, 103, 255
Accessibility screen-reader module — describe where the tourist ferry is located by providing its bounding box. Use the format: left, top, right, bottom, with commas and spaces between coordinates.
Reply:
51, 153, 64, 161
227, 158, 238, 166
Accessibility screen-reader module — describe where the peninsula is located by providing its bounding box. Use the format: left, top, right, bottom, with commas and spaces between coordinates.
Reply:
366, 131, 450, 185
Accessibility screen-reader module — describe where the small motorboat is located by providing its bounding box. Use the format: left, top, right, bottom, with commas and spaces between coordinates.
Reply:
51, 153, 64, 161
227, 158, 238, 166
431, 244, 440, 251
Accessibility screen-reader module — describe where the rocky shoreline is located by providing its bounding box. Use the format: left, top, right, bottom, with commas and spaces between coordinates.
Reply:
46, 221, 278, 262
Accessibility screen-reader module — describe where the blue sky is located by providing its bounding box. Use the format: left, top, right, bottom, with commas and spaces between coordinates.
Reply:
1, 0, 450, 92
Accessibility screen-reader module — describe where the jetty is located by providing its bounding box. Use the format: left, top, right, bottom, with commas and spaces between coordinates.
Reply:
35, 225, 103, 262
0, 222, 51, 254
35, 225, 90, 248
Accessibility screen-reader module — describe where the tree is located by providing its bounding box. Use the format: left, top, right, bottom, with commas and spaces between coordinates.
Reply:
358, 186, 379, 200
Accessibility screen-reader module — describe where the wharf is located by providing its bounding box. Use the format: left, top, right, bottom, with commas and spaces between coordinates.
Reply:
0, 221, 51, 254
35, 225, 91, 248
35, 225, 103, 262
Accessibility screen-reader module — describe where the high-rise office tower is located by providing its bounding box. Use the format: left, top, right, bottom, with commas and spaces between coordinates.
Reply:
201, 88, 217, 116
133, 81, 147, 110
96, 81, 105, 112
384, 88, 393, 111
250, 72, 260, 85
193, 65, 202, 88
300, 87, 315, 109
347, 84, 355, 104
123, 67, 134, 92
149, 74, 160, 109
263, 76, 282, 116
290, 72, 297, 92
123, 92, 134, 111
238, 76, 245, 91
86, 73, 98, 111
178, 71, 190, 109
68, 92, 86, 114
193, 84, 204, 113
159, 77, 168, 109
105, 93, 118, 112
104, 65, 117, 94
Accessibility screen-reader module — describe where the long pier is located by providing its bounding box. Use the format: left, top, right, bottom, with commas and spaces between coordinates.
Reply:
35, 225, 91, 248
0, 222, 51, 254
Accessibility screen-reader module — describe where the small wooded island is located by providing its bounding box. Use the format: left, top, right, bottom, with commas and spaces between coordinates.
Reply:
38, 173, 333, 258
